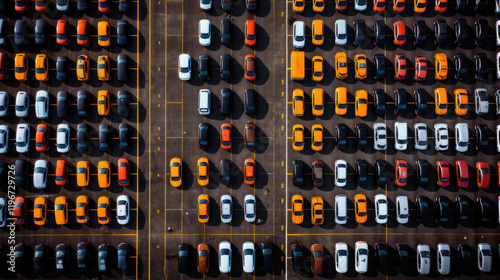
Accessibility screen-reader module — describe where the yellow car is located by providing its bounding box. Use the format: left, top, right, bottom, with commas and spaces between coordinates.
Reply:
414, 0, 426, 13
98, 160, 111, 188
355, 90, 368, 117
291, 194, 304, 224
335, 52, 348, 79
292, 89, 305, 116
354, 194, 368, 224
434, 53, 447, 81
335, 87, 347, 115
434, 88, 448, 115
311, 124, 324, 152
170, 157, 182, 187
97, 90, 110, 116
33, 197, 47, 226
76, 195, 89, 224
97, 55, 110, 81
292, 124, 305, 152
312, 56, 324, 82
311, 196, 324, 225
197, 157, 209, 186
311, 88, 324, 117
454, 89, 468, 116
312, 20, 324, 46
354, 54, 367, 80
76, 55, 90, 81
293, 0, 305, 12
54, 196, 68, 225
15, 53, 28, 81
313, 0, 325, 12
97, 196, 110, 225
76, 161, 90, 187
197, 194, 210, 223
98, 21, 111, 47
35, 54, 49, 81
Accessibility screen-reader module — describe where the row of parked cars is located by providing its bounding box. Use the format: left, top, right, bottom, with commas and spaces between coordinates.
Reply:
198, 122, 256, 150
196, 193, 257, 223
11, 0, 129, 13
199, 0, 258, 12
291, 241, 496, 275
178, 53, 256, 82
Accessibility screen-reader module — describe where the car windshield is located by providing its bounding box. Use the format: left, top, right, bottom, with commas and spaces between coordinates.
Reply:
243, 249, 253, 256
338, 33, 346, 39
295, 35, 304, 41
338, 250, 347, 256
200, 33, 209, 39
180, 67, 189, 73
314, 34, 322, 40
338, 103, 347, 109
313, 251, 323, 258
397, 35, 405, 41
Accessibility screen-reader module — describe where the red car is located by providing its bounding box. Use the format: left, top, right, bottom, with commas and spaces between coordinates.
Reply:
244, 158, 256, 185
55, 160, 68, 186
476, 162, 490, 189
35, 124, 49, 152
0, 53, 7, 81
13, 196, 26, 225
395, 159, 407, 187
394, 53, 407, 80
414, 56, 427, 81
77, 20, 90, 46
435, 0, 447, 12
15, 0, 27, 12
393, 0, 405, 12
56, 20, 70, 46
455, 160, 469, 188
393, 21, 406, 46
436, 161, 450, 188
373, 0, 385, 12
220, 123, 232, 150
35, 0, 48, 11
244, 54, 256, 81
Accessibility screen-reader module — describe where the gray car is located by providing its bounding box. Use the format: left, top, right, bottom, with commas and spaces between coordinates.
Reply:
33, 159, 49, 189
0, 19, 6, 45
475, 88, 489, 115
35, 19, 48, 45
373, 123, 387, 150
477, 243, 492, 272
0, 91, 8, 117
414, 123, 428, 150
417, 244, 431, 275
16, 124, 29, 153
117, 54, 128, 82
14, 20, 28, 45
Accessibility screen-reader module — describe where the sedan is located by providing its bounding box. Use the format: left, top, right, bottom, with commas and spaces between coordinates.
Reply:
33, 160, 48, 189
355, 241, 368, 273
0, 125, 8, 154
395, 159, 408, 187
334, 159, 347, 187
393, 21, 406, 46
293, 21, 305, 49
474, 53, 488, 81
220, 195, 233, 223
117, 195, 130, 225
375, 194, 388, 224
56, 124, 70, 153
434, 19, 447, 46
244, 194, 256, 223
335, 242, 348, 273
414, 56, 427, 81
413, 20, 426, 46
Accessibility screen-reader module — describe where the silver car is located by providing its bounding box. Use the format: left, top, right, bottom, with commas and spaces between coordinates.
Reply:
417, 244, 431, 275
373, 123, 387, 150
434, 123, 448, 151
455, 123, 468, 152
477, 243, 492, 272
437, 243, 451, 275
244, 194, 256, 223
16, 124, 29, 153
15, 91, 29, 118
242, 241, 255, 273
474, 88, 489, 115
414, 123, 428, 150
496, 125, 500, 153
219, 241, 232, 273
293, 21, 305, 49
33, 159, 48, 189
117, 195, 130, 225
220, 194, 232, 223
0, 91, 9, 117
396, 195, 409, 224
0, 125, 8, 154
35, 90, 49, 119
56, 124, 70, 153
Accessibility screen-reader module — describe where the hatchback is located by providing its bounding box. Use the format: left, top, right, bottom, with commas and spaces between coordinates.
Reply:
474, 88, 488, 115
15, 54, 28, 82
291, 194, 304, 224
245, 20, 256, 46
244, 122, 256, 149
199, 19, 211, 47
178, 54, 191, 81
355, 242, 368, 273
394, 53, 406, 80
197, 243, 209, 273
414, 56, 427, 81
16, 91, 29, 118
311, 196, 324, 225
414, 123, 427, 150
97, 196, 111, 224
76, 195, 89, 223
98, 160, 111, 188
244, 54, 256, 81
117, 21, 128, 46
395, 159, 408, 187
293, 21, 305, 49
312, 160, 324, 188
373, 123, 387, 150
118, 158, 130, 187
97, 56, 110, 81
292, 160, 304, 187
312, 20, 324, 45
0, 125, 8, 154
393, 21, 406, 46
335, 20, 347, 46
197, 157, 209, 186
54, 196, 68, 225
33, 160, 48, 189
76, 55, 90, 81
355, 194, 368, 223
77, 20, 90, 46
56, 56, 69, 81
244, 158, 256, 185
414, 21, 427, 46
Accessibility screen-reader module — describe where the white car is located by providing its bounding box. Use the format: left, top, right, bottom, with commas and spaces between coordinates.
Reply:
220, 194, 232, 223
56, 124, 70, 153
354, 0, 367, 11
434, 123, 448, 151
374, 194, 388, 224
355, 241, 368, 273
242, 241, 255, 273
16, 124, 29, 153
474, 88, 489, 115
244, 194, 256, 223
497, 52, 500, 79
394, 122, 407, 151
335, 195, 347, 224
396, 195, 409, 224
335, 19, 347, 46
178, 54, 191, 81
0, 91, 9, 117
373, 123, 387, 150
199, 19, 211, 47
496, 20, 500, 45
33, 159, 48, 189
15, 91, 29, 118
56, 0, 69, 11
414, 123, 427, 150
293, 21, 305, 49
117, 195, 130, 225
437, 243, 451, 275
334, 159, 347, 187
335, 242, 348, 273
219, 241, 232, 273
417, 244, 431, 275
477, 243, 492, 272
455, 123, 468, 153
497, 0, 500, 14
200, 0, 211, 10
497, 125, 500, 152
35, 90, 49, 119
0, 125, 8, 154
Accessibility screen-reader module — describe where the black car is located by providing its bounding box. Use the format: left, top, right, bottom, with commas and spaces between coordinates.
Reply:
456, 0, 467, 10
14, 20, 28, 45
35, 19, 48, 45
117, 90, 130, 117
474, 0, 487, 11
77, 242, 89, 272
15, 160, 27, 188
198, 55, 210, 82
119, 123, 130, 151
335, 123, 347, 150
454, 53, 468, 80
477, 196, 491, 222
355, 159, 368, 188
455, 195, 470, 222
475, 124, 489, 151
374, 242, 388, 272
99, 124, 110, 152
292, 160, 304, 187
416, 159, 430, 187
374, 160, 387, 187
56, 56, 69, 82
396, 243, 410, 273
198, 122, 209, 150
117, 20, 128, 46
220, 88, 231, 115
261, 241, 273, 272
413, 20, 426, 46
394, 88, 407, 116
434, 19, 447, 46
474, 53, 488, 81
414, 89, 428, 115
117, 54, 128, 82
117, 243, 130, 271
244, 89, 255, 115
416, 196, 432, 225
78, 0, 87, 11
353, 20, 366, 46
55, 243, 69, 274
57, 91, 68, 119
373, 20, 385, 46
119, 0, 128, 12
221, 0, 232, 12
291, 244, 304, 273
435, 196, 450, 225
355, 123, 368, 150
77, 90, 89, 117
221, 19, 231, 47
14, 243, 24, 275
458, 244, 475, 274
220, 159, 230, 186
373, 89, 386, 115
77, 124, 89, 153
373, 54, 386, 79
33, 244, 45, 274
220, 54, 231, 81
454, 18, 467, 45
475, 19, 488, 46
98, 244, 110, 272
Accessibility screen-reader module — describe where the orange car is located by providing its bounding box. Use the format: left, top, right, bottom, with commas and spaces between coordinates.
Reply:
394, 54, 407, 80
434, 88, 448, 115
311, 244, 324, 274
197, 243, 210, 274
373, 0, 385, 12
393, 0, 405, 12
15, 53, 28, 81
335, 87, 347, 115
454, 89, 468, 116
97, 196, 111, 224
355, 90, 368, 118
36, 124, 49, 152
291, 194, 304, 224
414, 0, 426, 13
118, 158, 130, 187
393, 21, 406, 46
354, 194, 368, 224
35, 0, 48, 11
314, 0, 325, 12
336, 0, 347, 11
15, 0, 27, 12
476, 162, 490, 189
435, 0, 447, 12
56, 20, 69, 46
414, 56, 427, 81
98, 160, 111, 188
244, 158, 256, 185
98, 0, 110, 13
33, 197, 47, 226
434, 53, 447, 81
35, 54, 49, 82
220, 123, 232, 150
244, 54, 256, 81
76, 195, 89, 224
13, 196, 26, 225
77, 20, 90, 46
395, 159, 408, 187
245, 20, 256, 46
197, 194, 210, 223
54, 196, 68, 225
55, 160, 68, 186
